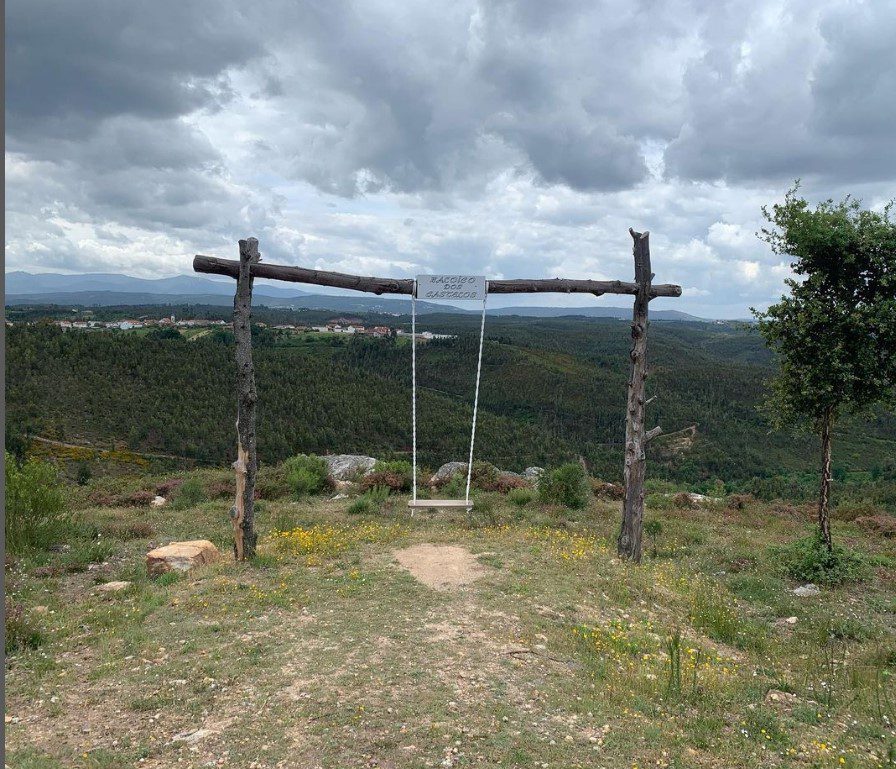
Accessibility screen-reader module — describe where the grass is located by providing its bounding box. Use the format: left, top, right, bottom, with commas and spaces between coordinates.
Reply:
4, 468, 896, 768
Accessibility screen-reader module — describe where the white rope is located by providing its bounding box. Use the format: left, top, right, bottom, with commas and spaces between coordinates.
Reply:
465, 293, 488, 503
411, 285, 417, 503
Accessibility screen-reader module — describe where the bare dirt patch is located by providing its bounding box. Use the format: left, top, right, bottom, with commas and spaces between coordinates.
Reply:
392, 544, 488, 590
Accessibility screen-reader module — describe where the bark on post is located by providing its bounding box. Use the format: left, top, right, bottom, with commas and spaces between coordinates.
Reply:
232, 237, 260, 561
618, 229, 658, 563
818, 406, 834, 551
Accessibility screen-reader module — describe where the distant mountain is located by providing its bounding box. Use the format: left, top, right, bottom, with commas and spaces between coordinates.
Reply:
5, 271, 308, 299
487, 306, 701, 321
5, 271, 704, 320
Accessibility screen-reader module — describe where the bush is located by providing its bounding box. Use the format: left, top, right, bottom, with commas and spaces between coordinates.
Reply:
5, 452, 71, 553
726, 493, 756, 511
508, 487, 535, 508
283, 454, 331, 498
591, 480, 624, 500
171, 477, 207, 509
347, 485, 391, 515
361, 460, 413, 493
833, 500, 882, 521
491, 473, 530, 493
538, 463, 589, 509
156, 478, 184, 497
644, 519, 663, 557
645, 493, 674, 511
774, 531, 871, 585
76, 463, 92, 486
5, 598, 43, 653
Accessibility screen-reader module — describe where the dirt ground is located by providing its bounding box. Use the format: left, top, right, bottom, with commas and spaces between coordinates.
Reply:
392, 543, 488, 590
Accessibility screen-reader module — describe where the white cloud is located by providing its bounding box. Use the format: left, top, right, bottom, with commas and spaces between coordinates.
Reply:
4, 0, 894, 320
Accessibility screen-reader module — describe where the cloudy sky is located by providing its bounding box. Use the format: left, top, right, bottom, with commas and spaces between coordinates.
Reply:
6, 0, 895, 317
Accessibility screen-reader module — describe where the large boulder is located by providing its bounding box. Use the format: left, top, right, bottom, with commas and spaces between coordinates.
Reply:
523, 467, 545, 483
430, 462, 467, 486
146, 540, 221, 577
324, 454, 377, 481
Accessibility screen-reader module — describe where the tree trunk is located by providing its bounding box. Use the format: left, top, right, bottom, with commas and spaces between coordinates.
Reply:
818, 407, 834, 552
618, 229, 653, 563
232, 237, 260, 561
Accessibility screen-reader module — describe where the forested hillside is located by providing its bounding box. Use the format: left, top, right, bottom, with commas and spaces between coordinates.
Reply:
7, 317, 896, 499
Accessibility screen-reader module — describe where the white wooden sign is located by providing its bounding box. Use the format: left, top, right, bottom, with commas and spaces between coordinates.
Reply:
415, 274, 487, 301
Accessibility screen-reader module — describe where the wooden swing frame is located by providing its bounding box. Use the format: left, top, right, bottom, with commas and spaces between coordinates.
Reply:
194, 229, 681, 563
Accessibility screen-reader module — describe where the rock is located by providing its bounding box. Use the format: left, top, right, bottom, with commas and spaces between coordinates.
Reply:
96, 580, 132, 593
333, 479, 354, 492
523, 467, 545, 482
331, 493, 349, 500
32, 605, 49, 614
430, 462, 467, 486
785, 616, 798, 625
146, 540, 221, 577
323, 454, 376, 481
171, 728, 214, 745
764, 689, 798, 705
792, 583, 820, 597
150, 495, 167, 507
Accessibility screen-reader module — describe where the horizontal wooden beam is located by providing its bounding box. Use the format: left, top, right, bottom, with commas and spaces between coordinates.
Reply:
193, 255, 682, 299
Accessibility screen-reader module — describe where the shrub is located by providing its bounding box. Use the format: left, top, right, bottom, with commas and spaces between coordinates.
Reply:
538, 463, 589, 509
491, 473, 530, 493
118, 489, 156, 507
5, 599, 43, 654
672, 492, 699, 509
76, 463, 92, 486
508, 487, 535, 508
361, 460, 413, 493
774, 531, 871, 585
727, 493, 756, 511
171, 477, 207, 509
442, 474, 467, 499
591, 479, 624, 500
156, 478, 184, 497
853, 515, 896, 538
833, 500, 882, 521
5, 452, 71, 553
347, 485, 391, 515
644, 519, 663, 557
283, 454, 331, 498
645, 493, 674, 511
470, 461, 498, 490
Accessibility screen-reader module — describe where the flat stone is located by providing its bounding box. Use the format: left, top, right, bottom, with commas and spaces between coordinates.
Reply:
792, 584, 820, 597
146, 540, 221, 577
96, 581, 132, 593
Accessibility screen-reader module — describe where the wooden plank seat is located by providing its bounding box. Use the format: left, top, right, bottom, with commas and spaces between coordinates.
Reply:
407, 499, 473, 509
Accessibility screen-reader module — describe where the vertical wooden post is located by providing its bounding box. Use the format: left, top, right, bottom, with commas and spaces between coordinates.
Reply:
618, 229, 658, 563
232, 237, 260, 560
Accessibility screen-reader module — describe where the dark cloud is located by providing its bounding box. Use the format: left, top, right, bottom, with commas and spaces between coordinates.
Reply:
6, 0, 257, 136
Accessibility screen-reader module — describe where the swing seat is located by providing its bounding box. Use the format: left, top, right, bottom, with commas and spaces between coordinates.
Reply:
407, 499, 473, 509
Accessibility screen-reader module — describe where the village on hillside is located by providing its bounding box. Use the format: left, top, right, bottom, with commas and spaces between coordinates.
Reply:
36, 313, 454, 341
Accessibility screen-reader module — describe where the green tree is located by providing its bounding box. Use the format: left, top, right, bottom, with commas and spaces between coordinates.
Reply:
753, 185, 896, 550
